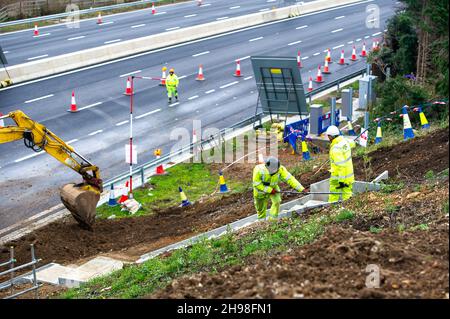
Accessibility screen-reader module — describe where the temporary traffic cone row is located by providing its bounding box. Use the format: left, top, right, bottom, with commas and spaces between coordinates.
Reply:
323, 59, 331, 74
154, 149, 167, 175
360, 42, 367, 57
375, 121, 383, 144
124, 77, 133, 95
179, 187, 191, 207
108, 184, 118, 207
351, 45, 357, 61
401, 105, 415, 140
160, 67, 167, 86
233, 60, 242, 77
68, 91, 79, 112
314, 65, 323, 83
307, 76, 313, 92
301, 135, 311, 161
34, 24, 39, 36
218, 171, 229, 193
297, 51, 302, 68
97, 12, 102, 24
196, 64, 205, 81
338, 50, 345, 65
118, 181, 129, 203
414, 107, 430, 129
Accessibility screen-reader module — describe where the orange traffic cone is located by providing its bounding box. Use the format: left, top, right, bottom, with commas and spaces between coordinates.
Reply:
351, 45, 357, 61
338, 49, 345, 65
154, 149, 167, 175
152, 3, 156, 14
97, 12, 102, 24
159, 67, 167, 86
326, 48, 332, 63
124, 77, 133, 95
307, 76, 313, 92
233, 60, 242, 77
118, 181, 129, 203
360, 42, 367, 57
297, 51, 302, 68
323, 59, 331, 74
314, 65, 323, 83
34, 24, 39, 36
68, 91, 79, 112
196, 64, 205, 81
197, 0, 203, 5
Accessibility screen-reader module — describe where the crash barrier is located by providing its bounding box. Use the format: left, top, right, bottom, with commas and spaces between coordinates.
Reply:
0, 244, 41, 299
0, 0, 363, 84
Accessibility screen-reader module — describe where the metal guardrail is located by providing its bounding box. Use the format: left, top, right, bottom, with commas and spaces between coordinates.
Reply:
102, 67, 367, 190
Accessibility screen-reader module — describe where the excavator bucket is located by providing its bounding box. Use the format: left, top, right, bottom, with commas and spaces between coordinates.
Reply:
60, 183, 100, 230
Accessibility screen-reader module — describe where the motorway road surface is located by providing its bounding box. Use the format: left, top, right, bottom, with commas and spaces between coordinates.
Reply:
0, 0, 302, 66
0, 0, 398, 230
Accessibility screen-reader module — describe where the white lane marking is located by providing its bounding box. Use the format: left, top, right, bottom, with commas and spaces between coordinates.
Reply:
27, 54, 48, 61
244, 76, 253, 80
88, 130, 103, 136
99, 21, 114, 26
169, 102, 180, 107
154, 12, 167, 15
348, 40, 354, 44
24, 94, 54, 103
116, 120, 129, 126
229, 6, 240, 9
364, 35, 370, 39
333, 44, 344, 49
135, 108, 161, 119
104, 39, 121, 44
335, 15, 345, 19
296, 25, 308, 30
14, 151, 44, 163
192, 51, 210, 57
249, 36, 263, 42
368, 18, 377, 23
184, 14, 197, 18
301, 56, 309, 60
33, 33, 50, 38
2, 0, 376, 92
78, 102, 103, 111
67, 139, 79, 144
356, 38, 362, 42
220, 81, 239, 89
67, 35, 85, 41
331, 28, 343, 33
188, 95, 199, 100
313, 52, 320, 56
178, 75, 187, 80
267, 0, 277, 2
119, 70, 141, 77
238, 55, 251, 61
288, 40, 302, 46
372, 31, 382, 36
3, 51, 9, 54
259, 8, 270, 12
131, 24, 146, 28
205, 89, 215, 94
216, 16, 229, 20
166, 26, 180, 31
200, 3, 211, 6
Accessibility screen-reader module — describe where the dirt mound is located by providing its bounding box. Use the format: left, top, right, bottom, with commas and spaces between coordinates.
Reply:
1, 128, 448, 268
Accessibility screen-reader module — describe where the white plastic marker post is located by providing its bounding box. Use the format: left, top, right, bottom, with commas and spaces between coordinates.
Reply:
128, 76, 135, 198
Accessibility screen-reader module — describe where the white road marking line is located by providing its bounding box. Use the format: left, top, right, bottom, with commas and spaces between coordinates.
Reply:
99, 21, 114, 25
288, 40, 302, 46
201, 3, 211, 6
302, 56, 309, 60
335, 15, 345, 19
220, 81, 239, 89
67, 35, 85, 41
348, 40, 354, 44
356, 38, 362, 42
67, 139, 79, 144
249, 36, 263, 42
88, 130, 103, 136
259, 8, 270, 12
267, 0, 277, 2
238, 55, 251, 61
313, 52, 320, 56
184, 14, 197, 18
104, 39, 121, 44
14, 151, 44, 163
205, 89, 215, 94
119, 70, 141, 77
24, 94, 54, 103
333, 44, 344, 49
3, 51, 9, 54
154, 12, 167, 15
77, 102, 103, 111
135, 108, 161, 119
166, 26, 180, 31
244, 76, 253, 80
192, 51, 210, 57
178, 75, 187, 80
372, 31, 382, 36
296, 25, 308, 30
27, 54, 48, 61
229, 6, 240, 9
368, 18, 377, 23
216, 16, 229, 20
331, 28, 343, 33
131, 24, 146, 28
33, 33, 50, 38
384, 29, 388, 32
364, 35, 370, 39
116, 120, 129, 126
169, 102, 180, 107
188, 95, 199, 100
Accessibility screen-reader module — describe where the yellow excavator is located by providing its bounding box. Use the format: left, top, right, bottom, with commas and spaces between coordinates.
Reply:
0, 110, 102, 229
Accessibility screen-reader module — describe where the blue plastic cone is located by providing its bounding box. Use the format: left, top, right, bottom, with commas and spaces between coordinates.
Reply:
219, 171, 229, 193
108, 184, 118, 207
375, 121, 382, 144
179, 187, 191, 207
402, 106, 415, 140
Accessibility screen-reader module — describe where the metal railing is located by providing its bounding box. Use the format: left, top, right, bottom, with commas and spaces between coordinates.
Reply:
0, 244, 41, 299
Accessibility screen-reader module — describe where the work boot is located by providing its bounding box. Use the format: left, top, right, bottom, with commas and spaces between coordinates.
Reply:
168, 98, 172, 104
175, 95, 178, 101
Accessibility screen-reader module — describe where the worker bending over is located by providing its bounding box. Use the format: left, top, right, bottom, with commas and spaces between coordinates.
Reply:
166, 68, 179, 103
325, 125, 356, 202
253, 156, 306, 220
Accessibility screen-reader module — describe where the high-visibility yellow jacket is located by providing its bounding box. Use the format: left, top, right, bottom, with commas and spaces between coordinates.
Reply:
329, 135, 356, 184
166, 74, 179, 87
252, 164, 304, 198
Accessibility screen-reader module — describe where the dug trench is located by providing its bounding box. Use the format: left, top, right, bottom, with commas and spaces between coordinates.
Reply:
0, 128, 448, 274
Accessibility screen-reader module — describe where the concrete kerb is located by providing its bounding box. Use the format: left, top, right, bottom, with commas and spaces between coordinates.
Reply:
0, 0, 363, 84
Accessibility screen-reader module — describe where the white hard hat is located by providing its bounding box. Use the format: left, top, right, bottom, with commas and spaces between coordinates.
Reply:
325, 125, 340, 137
265, 156, 280, 175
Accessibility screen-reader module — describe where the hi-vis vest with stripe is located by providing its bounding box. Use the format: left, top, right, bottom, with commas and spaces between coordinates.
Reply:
166, 74, 179, 87
252, 164, 304, 198
329, 135, 355, 184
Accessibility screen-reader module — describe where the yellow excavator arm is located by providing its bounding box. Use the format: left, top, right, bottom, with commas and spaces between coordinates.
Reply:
0, 110, 103, 229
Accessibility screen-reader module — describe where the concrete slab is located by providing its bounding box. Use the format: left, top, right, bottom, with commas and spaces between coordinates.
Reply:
20, 263, 74, 285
